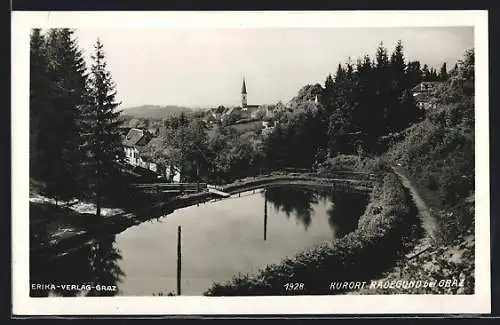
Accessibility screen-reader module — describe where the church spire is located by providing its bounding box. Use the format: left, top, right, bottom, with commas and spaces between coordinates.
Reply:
241, 78, 247, 94
241, 77, 247, 108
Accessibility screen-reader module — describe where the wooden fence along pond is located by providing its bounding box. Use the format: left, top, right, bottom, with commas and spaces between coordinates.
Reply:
131, 171, 375, 197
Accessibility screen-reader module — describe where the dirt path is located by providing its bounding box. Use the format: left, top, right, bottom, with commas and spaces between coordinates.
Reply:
391, 166, 438, 244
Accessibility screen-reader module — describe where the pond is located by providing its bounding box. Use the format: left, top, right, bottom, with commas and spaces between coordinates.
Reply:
30, 185, 368, 297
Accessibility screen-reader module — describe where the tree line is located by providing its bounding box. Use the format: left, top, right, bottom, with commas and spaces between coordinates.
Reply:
286, 41, 453, 163
146, 40, 457, 183
30, 28, 123, 217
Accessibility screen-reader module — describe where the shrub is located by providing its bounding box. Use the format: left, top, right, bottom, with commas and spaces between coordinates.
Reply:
316, 155, 390, 180
359, 156, 390, 175
318, 154, 361, 173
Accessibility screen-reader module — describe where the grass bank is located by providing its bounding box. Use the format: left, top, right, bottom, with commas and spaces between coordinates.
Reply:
352, 229, 474, 295
360, 84, 476, 294
204, 171, 420, 296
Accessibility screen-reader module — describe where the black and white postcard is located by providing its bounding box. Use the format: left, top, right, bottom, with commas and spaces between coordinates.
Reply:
12, 10, 490, 315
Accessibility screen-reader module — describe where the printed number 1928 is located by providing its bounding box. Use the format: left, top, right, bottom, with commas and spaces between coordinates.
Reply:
284, 282, 305, 291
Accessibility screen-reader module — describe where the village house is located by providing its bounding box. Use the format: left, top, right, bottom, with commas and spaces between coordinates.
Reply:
147, 127, 160, 137
262, 118, 274, 129
411, 81, 445, 110
261, 115, 279, 137
220, 106, 236, 122
122, 128, 181, 182
245, 105, 262, 119
201, 107, 222, 125
123, 128, 156, 170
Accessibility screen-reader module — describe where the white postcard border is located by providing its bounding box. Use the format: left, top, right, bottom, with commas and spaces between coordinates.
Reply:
11, 10, 490, 315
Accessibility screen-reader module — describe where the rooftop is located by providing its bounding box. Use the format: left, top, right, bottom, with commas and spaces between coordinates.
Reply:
123, 128, 153, 147
411, 81, 445, 93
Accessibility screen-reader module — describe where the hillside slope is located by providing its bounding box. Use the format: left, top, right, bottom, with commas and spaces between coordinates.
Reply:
356, 53, 476, 294
122, 105, 193, 119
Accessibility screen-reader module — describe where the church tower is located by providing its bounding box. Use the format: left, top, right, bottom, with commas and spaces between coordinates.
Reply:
241, 78, 247, 108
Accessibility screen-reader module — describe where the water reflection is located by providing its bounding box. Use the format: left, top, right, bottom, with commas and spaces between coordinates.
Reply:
265, 187, 317, 231
326, 192, 369, 237
30, 235, 124, 297
30, 186, 369, 296
264, 191, 268, 241
264, 186, 367, 237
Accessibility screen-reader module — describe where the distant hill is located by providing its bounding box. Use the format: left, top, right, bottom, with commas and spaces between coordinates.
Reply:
121, 105, 193, 119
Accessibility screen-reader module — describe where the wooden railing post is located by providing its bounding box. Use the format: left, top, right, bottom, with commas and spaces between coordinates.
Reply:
264, 189, 268, 241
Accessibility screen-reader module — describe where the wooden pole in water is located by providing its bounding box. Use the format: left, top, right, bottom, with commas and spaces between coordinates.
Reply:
177, 225, 182, 296
264, 189, 268, 241
196, 164, 200, 193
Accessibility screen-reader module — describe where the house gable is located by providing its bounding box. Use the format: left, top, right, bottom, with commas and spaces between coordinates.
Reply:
123, 128, 145, 147
411, 81, 445, 94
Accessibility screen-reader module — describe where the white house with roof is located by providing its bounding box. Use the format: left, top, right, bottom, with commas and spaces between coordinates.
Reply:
123, 128, 154, 168
122, 128, 181, 182
411, 81, 445, 110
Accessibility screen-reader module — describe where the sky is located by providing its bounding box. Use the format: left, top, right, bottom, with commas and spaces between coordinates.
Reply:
74, 27, 474, 109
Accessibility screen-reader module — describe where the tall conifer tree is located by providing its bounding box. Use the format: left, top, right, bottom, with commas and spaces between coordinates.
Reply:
390, 40, 407, 91
422, 64, 431, 81
406, 61, 422, 88
374, 42, 392, 139
30, 29, 51, 181
30, 28, 88, 202
80, 39, 124, 217
387, 40, 408, 132
323, 73, 335, 108
439, 62, 449, 81
46, 29, 89, 200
